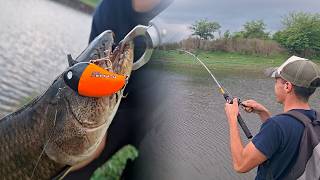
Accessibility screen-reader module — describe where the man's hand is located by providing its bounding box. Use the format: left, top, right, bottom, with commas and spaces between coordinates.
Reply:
241, 100, 271, 122
225, 98, 240, 125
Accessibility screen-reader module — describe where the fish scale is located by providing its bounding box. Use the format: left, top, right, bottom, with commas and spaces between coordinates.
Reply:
0, 101, 64, 180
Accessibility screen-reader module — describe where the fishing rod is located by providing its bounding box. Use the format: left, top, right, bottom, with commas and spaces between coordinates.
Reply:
179, 49, 253, 139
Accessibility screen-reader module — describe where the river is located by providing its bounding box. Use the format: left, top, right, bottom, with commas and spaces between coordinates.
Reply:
0, 0, 91, 116
127, 67, 320, 180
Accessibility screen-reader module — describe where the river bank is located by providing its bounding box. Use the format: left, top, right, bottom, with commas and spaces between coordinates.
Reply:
152, 50, 286, 74
152, 50, 320, 74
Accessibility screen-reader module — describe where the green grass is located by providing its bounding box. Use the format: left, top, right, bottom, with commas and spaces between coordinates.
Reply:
152, 50, 320, 72
79, 0, 100, 7
152, 50, 290, 72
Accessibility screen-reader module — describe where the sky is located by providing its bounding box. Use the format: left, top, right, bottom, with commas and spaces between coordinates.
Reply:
153, 0, 320, 42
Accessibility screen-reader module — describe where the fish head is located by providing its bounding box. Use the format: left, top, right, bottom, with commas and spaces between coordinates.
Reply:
43, 30, 134, 165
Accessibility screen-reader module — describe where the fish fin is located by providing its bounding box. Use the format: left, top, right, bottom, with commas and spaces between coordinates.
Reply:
67, 54, 78, 67
52, 165, 72, 180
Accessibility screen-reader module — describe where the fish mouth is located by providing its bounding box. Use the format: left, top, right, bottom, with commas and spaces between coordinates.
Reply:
63, 42, 133, 129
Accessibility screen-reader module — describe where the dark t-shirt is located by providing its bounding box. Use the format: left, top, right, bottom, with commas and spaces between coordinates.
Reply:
89, 0, 173, 44
90, 0, 173, 62
252, 109, 317, 180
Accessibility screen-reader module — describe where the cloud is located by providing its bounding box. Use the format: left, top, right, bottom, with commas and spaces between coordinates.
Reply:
153, 0, 320, 41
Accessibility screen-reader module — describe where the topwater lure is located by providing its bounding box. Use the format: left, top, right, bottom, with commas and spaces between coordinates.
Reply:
63, 59, 127, 97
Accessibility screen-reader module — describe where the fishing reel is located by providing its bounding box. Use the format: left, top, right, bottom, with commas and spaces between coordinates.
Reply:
223, 92, 253, 139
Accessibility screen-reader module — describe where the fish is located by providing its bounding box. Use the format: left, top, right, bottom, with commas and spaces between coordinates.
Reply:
0, 30, 134, 180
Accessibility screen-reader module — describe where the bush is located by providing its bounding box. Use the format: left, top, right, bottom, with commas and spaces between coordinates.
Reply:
189, 19, 221, 40
242, 20, 270, 39
161, 37, 285, 56
91, 145, 138, 180
273, 12, 320, 57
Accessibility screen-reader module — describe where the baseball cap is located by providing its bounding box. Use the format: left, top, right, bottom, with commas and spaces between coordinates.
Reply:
268, 56, 320, 88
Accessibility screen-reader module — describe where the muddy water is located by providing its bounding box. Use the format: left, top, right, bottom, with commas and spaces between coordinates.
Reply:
0, 0, 91, 116
132, 68, 320, 180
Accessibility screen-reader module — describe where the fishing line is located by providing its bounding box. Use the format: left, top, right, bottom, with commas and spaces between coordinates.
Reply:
31, 108, 58, 179
178, 49, 232, 96
32, 87, 65, 179
178, 49, 253, 139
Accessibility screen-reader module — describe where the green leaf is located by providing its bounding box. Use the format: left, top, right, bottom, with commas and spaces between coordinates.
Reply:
90, 145, 139, 180
274, 12, 320, 57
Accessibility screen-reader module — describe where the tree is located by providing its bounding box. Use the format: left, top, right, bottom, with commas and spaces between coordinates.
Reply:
223, 30, 231, 39
273, 12, 320, 57
242, 20, 269, 39
232, 31, 245, 39
189, 19, 221, 40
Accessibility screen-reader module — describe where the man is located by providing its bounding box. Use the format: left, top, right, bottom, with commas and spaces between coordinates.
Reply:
224, 55, 320, 179
89, 0, 172, 44
65, 0, 173, 179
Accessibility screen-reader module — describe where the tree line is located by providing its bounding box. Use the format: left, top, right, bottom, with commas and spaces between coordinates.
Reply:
189, 12, 320, 58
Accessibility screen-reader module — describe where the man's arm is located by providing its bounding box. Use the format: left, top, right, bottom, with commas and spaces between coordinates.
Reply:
225, 98, 267, 173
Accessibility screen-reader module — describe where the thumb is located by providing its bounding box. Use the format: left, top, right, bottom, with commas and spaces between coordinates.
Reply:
233, 98, 239, 106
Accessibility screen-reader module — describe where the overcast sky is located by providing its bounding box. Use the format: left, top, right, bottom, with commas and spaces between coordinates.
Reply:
153, 0, 320, 42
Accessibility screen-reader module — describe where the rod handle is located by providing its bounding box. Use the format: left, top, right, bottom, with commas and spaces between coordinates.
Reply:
224, 93, 253, 139
237, 114, 253, 139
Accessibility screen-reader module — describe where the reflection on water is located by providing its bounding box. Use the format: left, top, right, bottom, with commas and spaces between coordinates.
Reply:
0, 0, 91, 116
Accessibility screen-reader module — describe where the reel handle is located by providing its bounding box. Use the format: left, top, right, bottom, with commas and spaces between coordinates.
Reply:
224, 93, 253, 139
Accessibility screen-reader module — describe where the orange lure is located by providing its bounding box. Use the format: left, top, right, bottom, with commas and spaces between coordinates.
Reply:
63, 63, 127, 97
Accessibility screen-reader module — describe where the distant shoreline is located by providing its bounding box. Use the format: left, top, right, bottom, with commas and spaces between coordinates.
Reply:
51, 0, 95, 14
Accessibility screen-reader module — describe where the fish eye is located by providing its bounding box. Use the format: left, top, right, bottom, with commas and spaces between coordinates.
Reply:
67, 71, 73, 80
